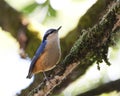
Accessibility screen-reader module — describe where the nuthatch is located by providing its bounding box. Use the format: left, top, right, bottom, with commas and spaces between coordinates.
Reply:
26, 26, 61, 79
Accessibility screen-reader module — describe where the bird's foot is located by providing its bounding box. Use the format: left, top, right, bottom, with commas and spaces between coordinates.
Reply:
43, 72, 52, 82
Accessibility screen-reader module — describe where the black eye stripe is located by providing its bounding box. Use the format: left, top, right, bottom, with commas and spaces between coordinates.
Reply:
48, 30, 55, 34
43, 29, 57, 41
43, 34, 49, 41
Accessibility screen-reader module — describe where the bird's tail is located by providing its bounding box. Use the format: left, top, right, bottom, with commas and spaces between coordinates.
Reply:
26, 72, 33, 79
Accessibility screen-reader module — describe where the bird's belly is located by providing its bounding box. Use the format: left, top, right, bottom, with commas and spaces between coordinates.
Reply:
33, 49, 61, 73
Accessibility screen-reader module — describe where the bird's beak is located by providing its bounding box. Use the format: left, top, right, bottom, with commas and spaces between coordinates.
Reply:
57, 26, 62, 31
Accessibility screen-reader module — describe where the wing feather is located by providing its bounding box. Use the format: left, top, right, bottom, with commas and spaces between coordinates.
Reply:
26, 40, 47, 78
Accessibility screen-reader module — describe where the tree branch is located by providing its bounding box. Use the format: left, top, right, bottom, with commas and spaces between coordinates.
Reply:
0, 0, 42, 58
27, 1, 120, 96
77, 79, 120, 96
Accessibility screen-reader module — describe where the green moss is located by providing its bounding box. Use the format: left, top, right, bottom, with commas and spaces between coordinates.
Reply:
78, 0, 107, 28
60, 0, 113, 60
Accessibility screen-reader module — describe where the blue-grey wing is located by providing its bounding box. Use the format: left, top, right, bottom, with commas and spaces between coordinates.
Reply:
26, 40, 47, 79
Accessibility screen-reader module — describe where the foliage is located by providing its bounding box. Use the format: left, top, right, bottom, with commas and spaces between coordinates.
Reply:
22, 0, 56, 21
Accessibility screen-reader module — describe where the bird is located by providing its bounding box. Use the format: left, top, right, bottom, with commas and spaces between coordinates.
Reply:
26, 26, 62, 79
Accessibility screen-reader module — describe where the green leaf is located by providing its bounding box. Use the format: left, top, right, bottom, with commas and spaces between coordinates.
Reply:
22, 3, 38, 14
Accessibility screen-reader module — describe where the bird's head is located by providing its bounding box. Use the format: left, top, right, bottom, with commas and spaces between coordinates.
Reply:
43, 26, 61, 41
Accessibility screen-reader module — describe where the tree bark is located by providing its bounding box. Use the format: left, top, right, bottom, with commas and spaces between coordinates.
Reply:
77, 79, 120, 96
27, 1, 120, 96
0, 0, 42, 58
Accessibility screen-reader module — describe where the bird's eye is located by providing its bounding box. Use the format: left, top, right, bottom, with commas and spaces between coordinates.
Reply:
49, 30, 54, 34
